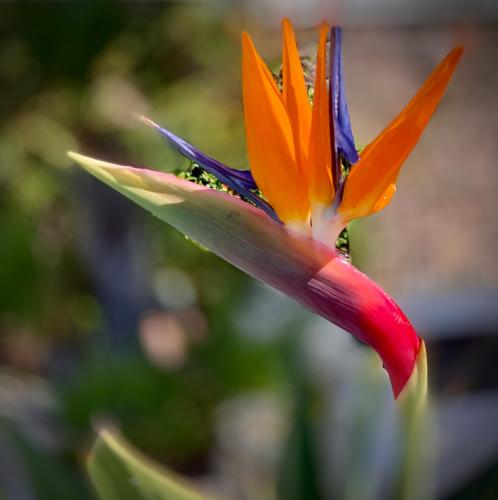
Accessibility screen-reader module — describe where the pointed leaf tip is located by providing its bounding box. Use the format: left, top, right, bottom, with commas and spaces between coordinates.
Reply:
88, 429, 206, 500
398, 340, 428, 406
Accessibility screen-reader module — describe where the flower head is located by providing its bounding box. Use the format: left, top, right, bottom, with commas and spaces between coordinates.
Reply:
68, 19, 462, 400
241, 19, 462, 240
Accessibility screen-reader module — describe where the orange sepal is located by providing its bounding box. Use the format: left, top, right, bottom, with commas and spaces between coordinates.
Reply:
339, 46, 463, 220
282, 18, 312, 183
308, 23, 335, 206
242, 31, 310, 225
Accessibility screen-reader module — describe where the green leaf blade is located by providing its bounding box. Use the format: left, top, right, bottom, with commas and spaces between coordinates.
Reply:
87, 430, 206, 500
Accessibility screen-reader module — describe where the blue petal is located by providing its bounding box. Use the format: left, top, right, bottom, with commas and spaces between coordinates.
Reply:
142, 117, 279, 221
330, 28, 359, 165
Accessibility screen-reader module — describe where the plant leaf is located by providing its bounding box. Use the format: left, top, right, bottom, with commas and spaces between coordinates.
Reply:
87, 429, 206, 500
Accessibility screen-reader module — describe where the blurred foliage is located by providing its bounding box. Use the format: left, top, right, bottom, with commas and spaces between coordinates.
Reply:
0, 2, 295, 498
0, 1, 253, 335
59, 327, 284, 468
88, 430, 205, 500
5, 423, 90, 500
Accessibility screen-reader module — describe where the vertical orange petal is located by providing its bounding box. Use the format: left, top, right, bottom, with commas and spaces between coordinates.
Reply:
339, 46, 463, 220
308, 23, 334, 206
282, 18, 312, 185
242, 32, 310, 225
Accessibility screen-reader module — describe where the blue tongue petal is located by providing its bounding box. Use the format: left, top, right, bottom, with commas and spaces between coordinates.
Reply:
142, 117, 279, 221
330, 28, 359, 165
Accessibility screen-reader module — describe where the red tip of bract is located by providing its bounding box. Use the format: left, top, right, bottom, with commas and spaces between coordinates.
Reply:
309, 257, 421, 398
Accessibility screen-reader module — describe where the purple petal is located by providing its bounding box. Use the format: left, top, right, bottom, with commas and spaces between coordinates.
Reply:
142, 117, 279, 221
330, 28, 359, 165
143, 117, 256, 189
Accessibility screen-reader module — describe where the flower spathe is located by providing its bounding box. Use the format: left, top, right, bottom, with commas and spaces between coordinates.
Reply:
66, 152, 421, 398
68, 19, 462, 400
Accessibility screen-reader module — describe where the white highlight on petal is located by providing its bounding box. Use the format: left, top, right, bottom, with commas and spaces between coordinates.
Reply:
311, 202, 347, 249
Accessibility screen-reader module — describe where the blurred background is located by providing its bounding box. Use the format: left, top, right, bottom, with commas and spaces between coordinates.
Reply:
0, 1, 497, 499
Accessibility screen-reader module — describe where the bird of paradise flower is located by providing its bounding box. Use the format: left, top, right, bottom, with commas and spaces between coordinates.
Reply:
69, 19, 462, 404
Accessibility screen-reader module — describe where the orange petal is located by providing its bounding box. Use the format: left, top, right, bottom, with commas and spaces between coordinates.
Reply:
308, 23, 335, 206
242, 31, 310, 225
339, 46, 463, 220
282, 18, 312, 182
